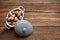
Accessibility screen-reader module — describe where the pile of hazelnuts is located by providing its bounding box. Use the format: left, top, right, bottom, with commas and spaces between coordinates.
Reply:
7, 9, 23, 25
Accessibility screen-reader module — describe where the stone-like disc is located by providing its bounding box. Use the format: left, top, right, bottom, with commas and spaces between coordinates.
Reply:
14, 20, 33, 37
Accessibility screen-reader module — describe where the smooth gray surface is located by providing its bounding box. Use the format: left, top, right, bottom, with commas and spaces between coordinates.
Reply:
14, 20, 33, 37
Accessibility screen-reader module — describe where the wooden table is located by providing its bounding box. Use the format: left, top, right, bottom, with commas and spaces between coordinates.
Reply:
0, 0, 60, 40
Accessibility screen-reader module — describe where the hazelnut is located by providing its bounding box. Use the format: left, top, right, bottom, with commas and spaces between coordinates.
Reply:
7, 17, 11, 21
14, 17, 18, 21
8, 22, 11, 25
17, 11, 22, 16
0, 26, 6, 33
12, 11, 16, 13
13, 22, 16, 25
12, 15, 15, 18
10, 16, 14, 20
15, 11, 19, 14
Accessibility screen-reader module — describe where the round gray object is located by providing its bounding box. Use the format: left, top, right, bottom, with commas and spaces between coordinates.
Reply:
14, 20, 33, 37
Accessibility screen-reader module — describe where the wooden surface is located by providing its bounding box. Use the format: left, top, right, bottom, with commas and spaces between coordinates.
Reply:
0, 0, 60, 40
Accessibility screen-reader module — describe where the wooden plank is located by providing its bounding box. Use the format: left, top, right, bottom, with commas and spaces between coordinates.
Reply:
0, 3, 60, 10
0, 0, 60, 40
0, 0, 60, 3
0, 3, 60, 13
0, 26, 60, 40
24, 13, 60, 26
0, 12, 60, 26
0, 3, 60, 27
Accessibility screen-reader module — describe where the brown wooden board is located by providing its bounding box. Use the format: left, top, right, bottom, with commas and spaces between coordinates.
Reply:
0, 0, 60, 40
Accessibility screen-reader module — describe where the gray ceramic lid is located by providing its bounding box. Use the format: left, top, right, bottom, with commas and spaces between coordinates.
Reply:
14, 20, 33, 37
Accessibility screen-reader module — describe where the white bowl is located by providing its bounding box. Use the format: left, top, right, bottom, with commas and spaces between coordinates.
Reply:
5, 6, 25, 29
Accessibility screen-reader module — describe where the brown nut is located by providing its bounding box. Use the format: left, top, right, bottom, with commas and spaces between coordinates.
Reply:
14, 17, 18, 21
7, 17, 11, 21
10, 16, 14, 20
0, 26, 6, 33
17, 11, 22, 16
12, 15, 15, 18
10, 21, 14, 25
12, 11, 16, 13
13, 22, 16, 25
8, 22, 12, 25
15, 11, 19, 14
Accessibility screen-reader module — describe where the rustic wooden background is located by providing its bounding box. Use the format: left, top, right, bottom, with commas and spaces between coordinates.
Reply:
0, 0, 60, 40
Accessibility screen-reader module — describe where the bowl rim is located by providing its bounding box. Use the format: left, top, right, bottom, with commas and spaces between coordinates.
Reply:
5, 6, 25, 29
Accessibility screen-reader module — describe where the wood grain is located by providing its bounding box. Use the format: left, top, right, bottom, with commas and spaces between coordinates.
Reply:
0, 0, 60, 40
